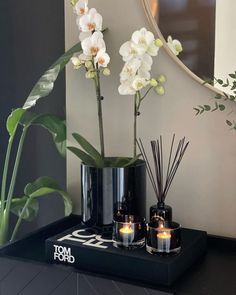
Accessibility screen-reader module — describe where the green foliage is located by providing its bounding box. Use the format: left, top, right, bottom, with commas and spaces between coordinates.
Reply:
194, 72, 236, 130
23, 176, 72, 216
11, 197, 39, 222
23, 42, 82, 110
67, 146, 96, 167
72, 133, 104, 167
20, 111, 67, 157
6, 109, 26, 137
0, 41, 83, 244
68, 133, 141, 168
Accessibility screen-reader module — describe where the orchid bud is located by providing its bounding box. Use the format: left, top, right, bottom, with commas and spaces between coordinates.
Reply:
175, 43, 183, 54
70, 0, 78, 6
85, 60, 93, 69
157, 74, 166, 84
149, 79, 158, 87
102, 68, 111, 76
71, 57, 82, 69
155, 85, 165, 96
85, 70, 96, 79
155, 38, 163, 48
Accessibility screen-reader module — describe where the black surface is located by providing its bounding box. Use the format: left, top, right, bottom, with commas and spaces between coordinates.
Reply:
0, 215, 236, 294
45, 224, 207, 286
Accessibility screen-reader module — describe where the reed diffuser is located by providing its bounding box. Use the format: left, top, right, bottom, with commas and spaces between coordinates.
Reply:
137, 135, 189, 221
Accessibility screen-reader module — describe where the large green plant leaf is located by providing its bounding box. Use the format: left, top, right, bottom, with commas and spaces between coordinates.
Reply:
24, 176, 72, 216
67, 146, 95, 166
6, 108, 26, 137
23, 42, 82, 110
11, 197, 39, 222
72, 133, 104, 167
20, 111, 66, 157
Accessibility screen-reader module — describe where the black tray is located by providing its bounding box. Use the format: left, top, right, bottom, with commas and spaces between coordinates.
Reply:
45, 223, 207, 286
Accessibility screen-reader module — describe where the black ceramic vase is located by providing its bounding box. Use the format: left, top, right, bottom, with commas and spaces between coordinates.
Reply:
150, 201, 172, 222
81, 159, 146, 228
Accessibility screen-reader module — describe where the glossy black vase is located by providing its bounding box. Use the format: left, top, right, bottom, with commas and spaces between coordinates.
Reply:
150, 202, 172, 222
81, 159, 146, 228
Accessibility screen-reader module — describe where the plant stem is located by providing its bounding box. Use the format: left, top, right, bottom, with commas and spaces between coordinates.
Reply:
4, 127, 28, 237
94, 69, 105, 158
0, 136, 14, 224
10, 198, 31, 242
133, 92, 140, 157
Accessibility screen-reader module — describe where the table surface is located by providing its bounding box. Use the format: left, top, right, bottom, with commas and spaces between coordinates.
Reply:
0, 216, 236, 295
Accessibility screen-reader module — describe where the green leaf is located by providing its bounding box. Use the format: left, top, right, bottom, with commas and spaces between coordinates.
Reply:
123, 154, 141, 167
72, 133, 103, 167
204, 105, 211, 111
67, 146, 95, 166
23, 42, 82, 110
211, 102, 219, 112
193, 107, 200, 115
11, 197, 39, 222
219, 104, 225, 111
229, 74, 236, 79
24, 176, 72, 216
215, 94, 222, 99
217, 79, 223, 85
226, 120, 233, 127
20, 112, 66, 157
6, 108, 26, 137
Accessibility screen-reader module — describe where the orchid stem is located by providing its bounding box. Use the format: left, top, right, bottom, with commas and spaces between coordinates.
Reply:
94, 69, 105, 158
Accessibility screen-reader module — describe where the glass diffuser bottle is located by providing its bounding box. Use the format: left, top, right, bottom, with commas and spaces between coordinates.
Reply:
137, 134, 189, 223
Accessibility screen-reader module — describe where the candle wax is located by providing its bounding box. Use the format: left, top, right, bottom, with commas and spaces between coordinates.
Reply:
119, 224, 133, 234
157, 231, 171, 239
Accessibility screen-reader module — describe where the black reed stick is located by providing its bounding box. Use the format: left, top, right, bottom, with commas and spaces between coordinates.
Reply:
138, 135, 189, 203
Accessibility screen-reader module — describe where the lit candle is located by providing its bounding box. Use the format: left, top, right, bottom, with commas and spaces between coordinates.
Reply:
119, 224, 134, 234
157, 224, 171, 252
119, 222, 134, 247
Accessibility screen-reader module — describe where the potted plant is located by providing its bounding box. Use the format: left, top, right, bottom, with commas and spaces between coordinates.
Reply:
67, 0, 183, 228
0, 49, 80, 245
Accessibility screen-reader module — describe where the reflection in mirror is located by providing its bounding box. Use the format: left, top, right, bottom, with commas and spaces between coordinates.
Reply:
148, 0, 216, 80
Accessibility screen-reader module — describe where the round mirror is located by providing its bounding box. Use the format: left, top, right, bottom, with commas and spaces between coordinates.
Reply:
142, 0, 236, 92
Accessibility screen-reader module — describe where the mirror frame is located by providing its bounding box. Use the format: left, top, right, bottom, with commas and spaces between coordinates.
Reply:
141, 0, 221, 94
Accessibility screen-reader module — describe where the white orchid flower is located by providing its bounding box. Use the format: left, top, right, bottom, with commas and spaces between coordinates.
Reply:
120, 58, 141, 82
79, 8, 102, 32
118, 81, 136, 95
82, 31, 105, 56
94, 49, 110, 68
139, 53, 153, 72
132, 28, 155, 50
131, 76, 148, 91
79, 31, 92, 42
74, 0, 88, 16
119, 41, 145, 62
167, 36, 183, 56
147, 42, 160, 56
79, 53, 92, 62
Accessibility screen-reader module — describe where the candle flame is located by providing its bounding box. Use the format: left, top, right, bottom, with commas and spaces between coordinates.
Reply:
157, 230, 171, 239
120, 223, 134, 234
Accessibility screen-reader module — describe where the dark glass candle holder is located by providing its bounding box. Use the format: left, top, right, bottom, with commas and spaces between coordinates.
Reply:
112, 215, 146, 249
150, 202, 172, 222
146, 220, 181, 255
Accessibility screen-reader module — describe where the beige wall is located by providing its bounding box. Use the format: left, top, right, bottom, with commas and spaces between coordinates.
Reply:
65, 0, 236, 238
